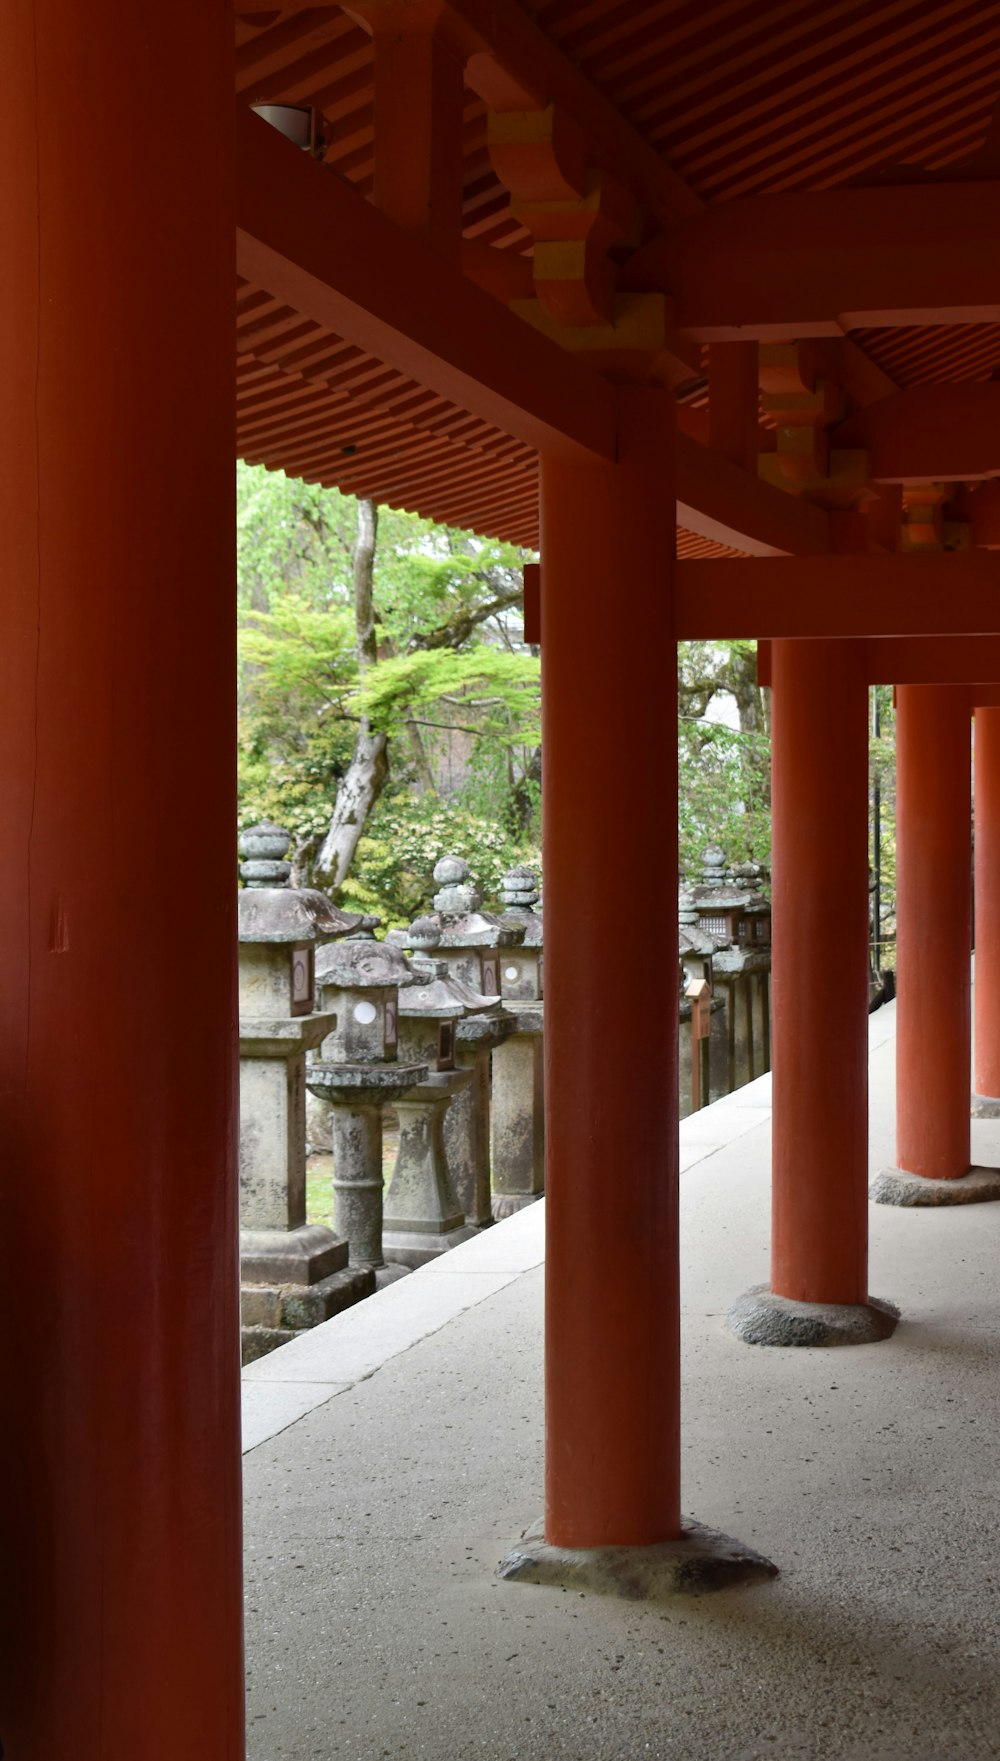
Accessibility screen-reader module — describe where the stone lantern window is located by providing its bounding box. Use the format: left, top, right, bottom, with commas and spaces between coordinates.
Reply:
290, 944, 314, 1014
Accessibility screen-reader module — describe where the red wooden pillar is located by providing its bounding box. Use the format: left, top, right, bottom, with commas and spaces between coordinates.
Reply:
895, 686, 972, 1178
0, 5, 243, 1757
974, 706, 1000, 1105
541, 388, 680, 1547
770, 640, 870, 1304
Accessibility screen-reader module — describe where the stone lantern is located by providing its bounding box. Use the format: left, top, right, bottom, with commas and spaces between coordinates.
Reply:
678, 881, 717, 989
381, 947, 479, 1267
691, 844, 745, 943
237, 822, 373, 1360
691, 845, 772, 1091
398, 914, 508, 1230
429, 853, 523, 997
730, 861, 772, 949
305, 938, 428, 1286
491, 863, 545, 1219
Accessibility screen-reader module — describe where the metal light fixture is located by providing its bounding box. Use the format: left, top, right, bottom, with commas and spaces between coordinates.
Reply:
251, 103, 320, 155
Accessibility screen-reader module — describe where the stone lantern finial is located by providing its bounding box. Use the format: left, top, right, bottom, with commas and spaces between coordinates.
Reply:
701, 843, 727, 888
240, 820, 292, 889
500, 865, 540, 913
433, 853, 481, 917
678, 880, 699, 927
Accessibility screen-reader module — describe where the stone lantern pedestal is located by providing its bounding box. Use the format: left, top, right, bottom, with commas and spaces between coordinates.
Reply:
238, 823, 374, 1362
382, 949, 479, 1266
396, 911, 509, 1230
306, 935, 431, 1282
306, 1063, 427, 1287
450, 1012, 512, 1227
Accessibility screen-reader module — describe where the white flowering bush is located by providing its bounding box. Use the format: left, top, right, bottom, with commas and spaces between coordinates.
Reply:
340, 794, 539, 927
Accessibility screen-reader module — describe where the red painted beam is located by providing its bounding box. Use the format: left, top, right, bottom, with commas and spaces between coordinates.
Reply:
677, 551, 1000, 640
236, 104, 618, 464
342, 0, 702, 225
834, 384, 1000, 484
759, 635, 1000, 687
675, 433, 829, 558
627, 183, 1000, 340
238, 109, 833, 556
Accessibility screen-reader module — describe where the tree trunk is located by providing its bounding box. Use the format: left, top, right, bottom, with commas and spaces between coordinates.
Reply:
316, 500, 389, 888
729, 644, 771, 810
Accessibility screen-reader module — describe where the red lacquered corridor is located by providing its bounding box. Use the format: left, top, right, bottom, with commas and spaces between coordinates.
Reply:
5, 3, 1000, 1755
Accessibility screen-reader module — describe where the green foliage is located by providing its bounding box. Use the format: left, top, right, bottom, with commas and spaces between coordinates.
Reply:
340, 792, 539, 926
356, 647, 539, 740
237, 593, 358, 857
676, 640, 772, 879
870, 684, 897, 963
235, 463, 538, 888
678, 718, 772, 878
374, 532, 527, 651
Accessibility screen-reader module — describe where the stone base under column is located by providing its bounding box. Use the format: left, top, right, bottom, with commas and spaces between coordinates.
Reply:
971, 1092, 1000, 1119
870, 1165, 1000, 1206
726, 1284, 899, 1347
240, 1222, 347, 1285
491, 1191, 542, 1222
240, 1264, 375, 1364
382, 1222, 475, 1268
497, 1518, 777, 1599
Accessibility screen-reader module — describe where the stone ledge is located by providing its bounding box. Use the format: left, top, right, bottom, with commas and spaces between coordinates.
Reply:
497, 1518, 777, 1599
870, 1165, 1000, 1206
971, 1092, 1000, 1119
725, 1283, 899, 1347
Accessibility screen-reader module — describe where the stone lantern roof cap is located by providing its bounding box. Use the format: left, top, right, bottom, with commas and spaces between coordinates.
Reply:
397, 956, 468, 1020
679, 924, 718, 958
237, 822, 364, 943
315, 938, 430, 990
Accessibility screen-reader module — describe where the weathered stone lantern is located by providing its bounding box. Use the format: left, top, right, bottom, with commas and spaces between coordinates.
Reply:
237, 822, 373, 1360
679, 881, 722, 1114
381, 945, 478, 1267
691, 845, 772, 1090
305, 938, 429, 1286
491, 863, 545, 1219
731, 861, 772, 949
430, 853, 523, 997
400, 914, 508, 1229
678, 881, 717, 988
692, 844, 746, 943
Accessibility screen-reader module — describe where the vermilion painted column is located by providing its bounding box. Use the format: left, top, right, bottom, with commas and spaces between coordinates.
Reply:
0, 6, 243, 1758
770, 640, 870, 1304
541, 388, 680, 1547
974, 706, 1000, 1104
896, 686, 972, 1178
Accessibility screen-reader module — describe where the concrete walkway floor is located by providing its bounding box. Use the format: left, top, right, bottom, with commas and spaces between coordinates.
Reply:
242, 999, 1000, 1760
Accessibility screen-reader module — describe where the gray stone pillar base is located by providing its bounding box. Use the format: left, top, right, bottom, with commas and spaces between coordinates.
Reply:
497, 1518, 777, 1599
870, 1165, 1000, 1206
971, 1092, 1000, 1119
726, 1283, 899, 1346
240, 1264, 375, 1364
240, 1222, 347, 1285
491, 1191, 542, 1222
382, 1222, 475, 1269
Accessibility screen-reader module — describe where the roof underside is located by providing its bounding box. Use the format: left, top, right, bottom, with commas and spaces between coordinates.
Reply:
235, 1, 1000, 549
